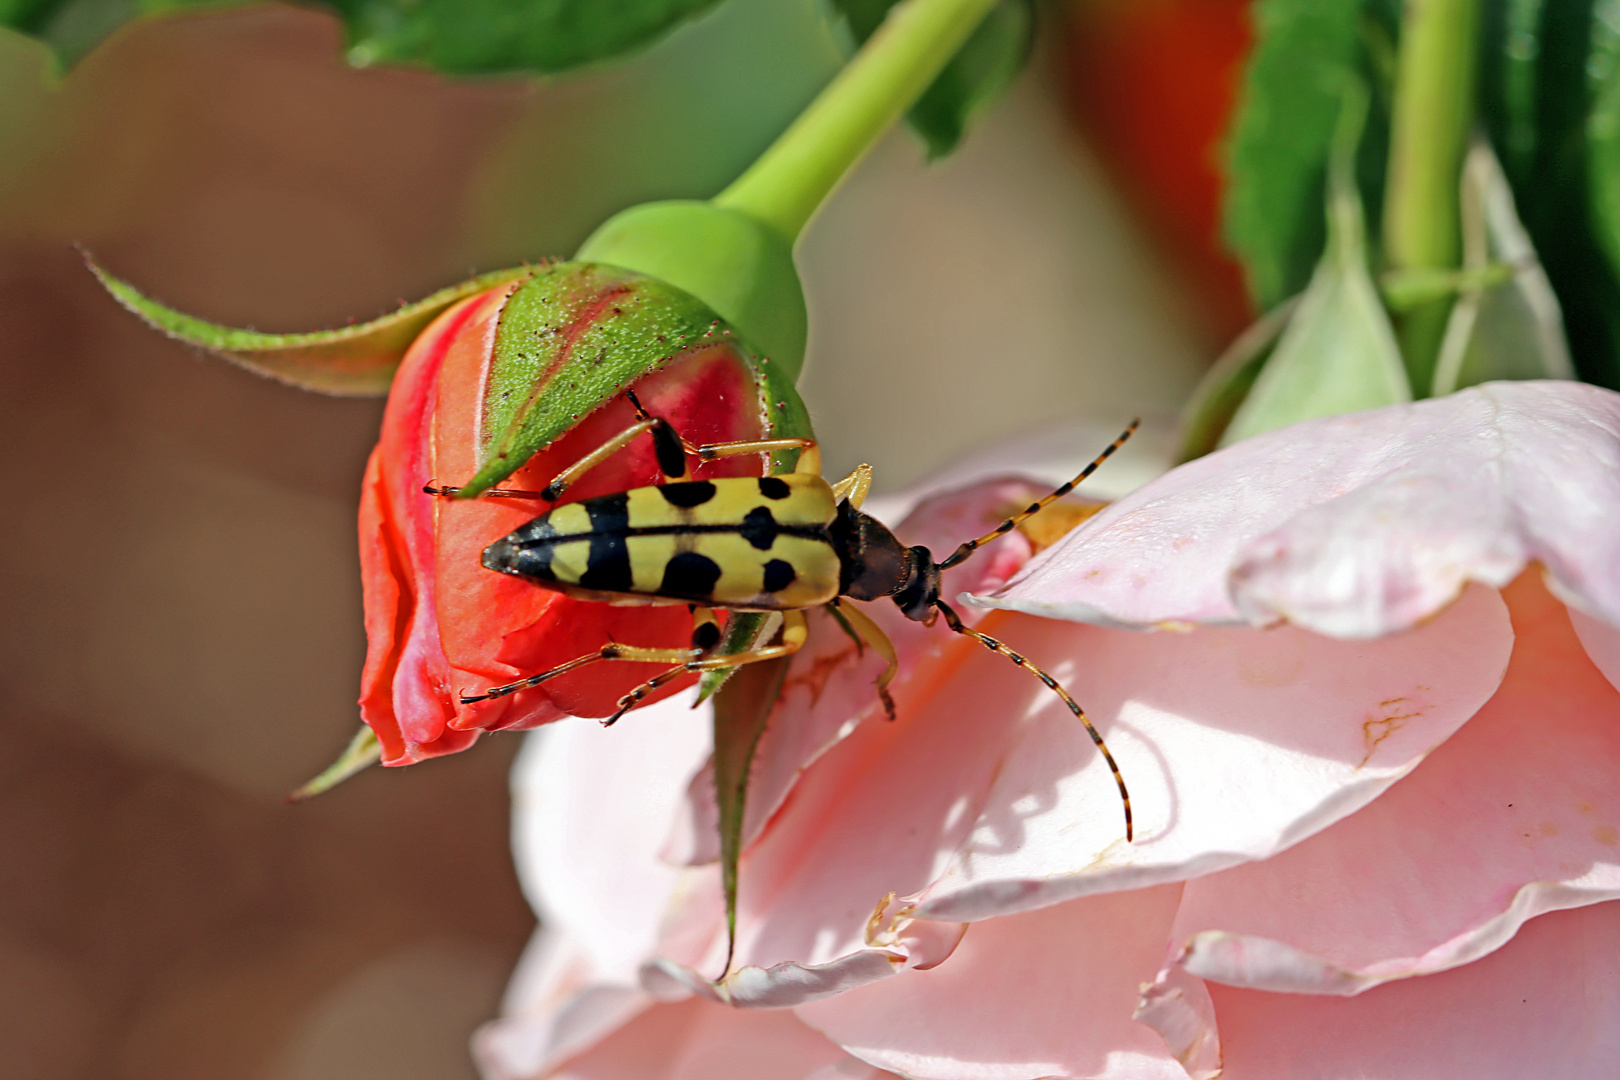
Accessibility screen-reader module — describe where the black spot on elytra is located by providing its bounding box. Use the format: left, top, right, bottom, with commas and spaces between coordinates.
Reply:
661, 552, 722, 598
758, 476, 791, 500
579, 493, 632, 591
659, 481, 716, 508
738, 506, 779, 550
762, 559, 796, 593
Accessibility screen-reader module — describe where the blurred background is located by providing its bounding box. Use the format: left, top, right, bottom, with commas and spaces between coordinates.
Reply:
0, 1, 1245, 1076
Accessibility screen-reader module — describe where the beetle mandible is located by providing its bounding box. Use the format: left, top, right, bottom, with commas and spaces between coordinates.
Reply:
427, 390, 1138, 841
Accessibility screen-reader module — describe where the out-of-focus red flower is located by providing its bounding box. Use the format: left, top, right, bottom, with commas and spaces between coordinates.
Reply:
1062, 0, 1254, 340
358, 282, 770, 765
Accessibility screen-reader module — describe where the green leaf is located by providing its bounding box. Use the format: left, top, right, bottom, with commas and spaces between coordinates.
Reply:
1222, 0, 1367, 309
333, 0, 724, 76
88, 256, 530, 396
1431, 139, 1574, 395
829, 0, 1032, 159
1222, 84, 1412, 445
1481, 0, 1620, 388
6, 0, 723, 75
710, 649, 790, 977
464, 261, 812, 497
695, 611, 772, 703
287, 725, 381, 802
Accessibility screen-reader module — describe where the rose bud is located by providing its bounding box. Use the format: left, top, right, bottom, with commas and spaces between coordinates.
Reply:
359, 262, 810, 764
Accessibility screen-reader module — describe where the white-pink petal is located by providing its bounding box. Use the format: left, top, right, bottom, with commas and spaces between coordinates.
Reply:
1209, 900, 1620, 1080
979, 381, 1620, 637
1155, 575, 1620, 995
505, 994, 888, 1080
798, 886, 1190, 1080
912, 584, 1511, 920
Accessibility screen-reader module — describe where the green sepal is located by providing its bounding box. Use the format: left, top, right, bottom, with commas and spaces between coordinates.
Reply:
286, 725, 381, 802
88, 255, 529, 396
1175, 298, 1296, 462
710, 650, 791, 978
1222, 83, 1412, 446
463, 260, 812, 498
575, 201, 808, 379
1431, 141, 1575, 396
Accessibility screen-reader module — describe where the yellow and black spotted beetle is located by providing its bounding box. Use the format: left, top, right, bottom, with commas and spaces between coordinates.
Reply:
427, 391, 1137, 841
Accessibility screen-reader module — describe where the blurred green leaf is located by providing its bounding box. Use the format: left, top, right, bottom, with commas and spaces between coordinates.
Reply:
1222, 0, 1367, 309
4, 0, 726, 74
830, 0, 1032, 158
1222, 84, 1411, 445
89, 255, 530, 395
334, 0, 724, 75
1480, 0, 1620, 388
1431, 139, 1574, 394
710, 649, 790, 977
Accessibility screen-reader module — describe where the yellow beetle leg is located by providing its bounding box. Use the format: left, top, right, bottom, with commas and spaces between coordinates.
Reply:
604, 610, 809, 725
695, 437, 821, 476
828, 463, 874, 508
828, 599, 898, 721
458, 641, 699, 703
463, 606, 727, 704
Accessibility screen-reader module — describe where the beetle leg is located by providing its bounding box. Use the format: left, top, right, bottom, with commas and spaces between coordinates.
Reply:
828, 463, 874, 508
827, 599, 897, 721
933, 599, 1133, 843
694, 437, 821, 477
458, 641, 702, 703
603, 609, 809, 725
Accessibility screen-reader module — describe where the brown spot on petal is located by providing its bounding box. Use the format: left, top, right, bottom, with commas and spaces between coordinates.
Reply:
1594, 825, 1619, 846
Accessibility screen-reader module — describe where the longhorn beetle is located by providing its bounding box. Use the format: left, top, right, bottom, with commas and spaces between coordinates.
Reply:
427, 392, 1138, 841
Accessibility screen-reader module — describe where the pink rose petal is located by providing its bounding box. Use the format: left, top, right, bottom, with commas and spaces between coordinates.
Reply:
796, 885, 1189, 1080
497, 994, 888, 1080
1209, 900, 1620, 1080
912, 583, 1511, 920
980, 381, 1620, 636
1158, 574, 1620, 994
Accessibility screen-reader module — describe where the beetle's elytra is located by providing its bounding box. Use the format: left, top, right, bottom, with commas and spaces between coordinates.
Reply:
426, 390, 1139, 844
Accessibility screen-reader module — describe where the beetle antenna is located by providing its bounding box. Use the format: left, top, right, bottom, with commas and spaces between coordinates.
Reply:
933, 599, 1132, 842
936, 420, 1138, 571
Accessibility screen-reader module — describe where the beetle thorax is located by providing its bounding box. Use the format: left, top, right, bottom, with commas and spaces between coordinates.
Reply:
829, 502, 941, 622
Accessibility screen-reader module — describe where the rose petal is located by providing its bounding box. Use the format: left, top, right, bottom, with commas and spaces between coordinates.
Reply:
795, 885, 1189, 1080
1158, 573, 1620, 994
1209, 901, 1620, 1080
1133, 961, 1222, 1080
979, 381, 1620, 636
1570, 605, 1620, 695
509, 689, 712, 981
484, 993, 886, 1080
912, 583, 1511, 921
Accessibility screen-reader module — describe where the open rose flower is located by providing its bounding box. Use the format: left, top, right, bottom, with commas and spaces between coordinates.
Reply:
359, 269, 791, 765
478, 380, 1620, 1079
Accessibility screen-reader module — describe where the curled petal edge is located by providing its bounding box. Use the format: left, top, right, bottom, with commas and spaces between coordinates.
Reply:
1173, 878, 1620, 997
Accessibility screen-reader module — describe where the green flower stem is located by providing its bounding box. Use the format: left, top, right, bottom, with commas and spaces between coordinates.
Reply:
1381, 0, 1482, 394
715, 0, 1003, 244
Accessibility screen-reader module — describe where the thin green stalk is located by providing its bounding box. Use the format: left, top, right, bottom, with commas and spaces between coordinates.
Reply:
1382, 0, 1482, 394
715, 0, 1002, 244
